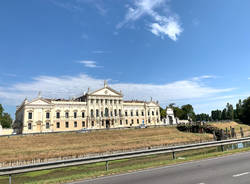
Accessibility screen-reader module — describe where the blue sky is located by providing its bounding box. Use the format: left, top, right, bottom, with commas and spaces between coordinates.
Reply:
1, 0, 250, 118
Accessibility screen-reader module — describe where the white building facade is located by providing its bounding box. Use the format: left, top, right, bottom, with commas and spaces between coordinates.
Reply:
14, 82, 161, 134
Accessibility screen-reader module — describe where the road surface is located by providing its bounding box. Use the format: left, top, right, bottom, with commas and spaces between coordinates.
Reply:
70, 151, 250, 184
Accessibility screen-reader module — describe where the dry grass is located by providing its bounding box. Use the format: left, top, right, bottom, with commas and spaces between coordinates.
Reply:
209, 121, 250, 136
0, 127, 213, 163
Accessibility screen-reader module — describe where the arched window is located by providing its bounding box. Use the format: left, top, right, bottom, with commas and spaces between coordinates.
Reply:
105, 108, 109, 117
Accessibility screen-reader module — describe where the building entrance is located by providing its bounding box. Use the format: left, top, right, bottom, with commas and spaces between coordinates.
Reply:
106, 120, 110, 129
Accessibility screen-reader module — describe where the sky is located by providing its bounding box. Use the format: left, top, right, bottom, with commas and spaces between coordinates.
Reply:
1, 0, 250, 118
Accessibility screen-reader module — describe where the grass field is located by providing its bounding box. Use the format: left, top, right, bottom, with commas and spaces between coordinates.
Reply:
0, 127, 213, 163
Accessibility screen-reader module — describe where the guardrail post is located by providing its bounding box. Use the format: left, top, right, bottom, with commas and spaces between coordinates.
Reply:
9, 174, 11, 184
172, 151, 176, 159
221, 144, 224, 152
105, 161, 109, 171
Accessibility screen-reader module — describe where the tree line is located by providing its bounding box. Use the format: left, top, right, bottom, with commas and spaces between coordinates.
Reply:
160, 96, 250, 125
211, 97, 250, 125
0, 104, 13, 128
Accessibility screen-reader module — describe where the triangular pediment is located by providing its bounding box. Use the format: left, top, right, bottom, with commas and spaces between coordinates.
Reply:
90, 87, 122, 97
28, 98, 51, 105
147, 102, 159, 106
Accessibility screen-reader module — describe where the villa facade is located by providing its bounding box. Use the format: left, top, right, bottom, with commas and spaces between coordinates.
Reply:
14, 82, 161, 134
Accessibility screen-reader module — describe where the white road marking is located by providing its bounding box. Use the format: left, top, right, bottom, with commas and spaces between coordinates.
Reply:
233, 172, 250, 177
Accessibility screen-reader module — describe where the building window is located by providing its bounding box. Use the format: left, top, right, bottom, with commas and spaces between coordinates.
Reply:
119, 109, 122, 117
131, 110, 133, 117
148, 111, 150, 116
46, 122, 50, 129
96, 109, 99, 117
74, 112, 77, 118
110, 100, 113, 104
101, 99, 103, 104
137, 119, 139, 124
82, 121, 85, 127
92, 121, 94, 127
46, 112, 50, 119
105, 99, 108, 105
119, 100, 121, 104
102, 120, 104, 126
101, 111, 103, 117
156, 110, 159, 116
91, 109, 94, 117
56, 112, 60, 119
56, 122, 60, 128
131, 119, 134, 124
136, 111, 139, 116
120, 120, 122, 125
91, 99, 94, 104
142, 111, 144, 116
105, 108, 109, 117
148, 119, 151, 123
96, 99, 99, 104
82, 112, 85, 118
28, 112, 32, 119
28, 123, 32, 130
65, 122, 69, 128
125, 111, 128, 116
110, 111, 113, 117
126, 120, 128, 125
65, 112, 69, 118
74, 121, 77, 127
152, 111, 155, 116
114, 100, 117, 104
114, 109, 117, 116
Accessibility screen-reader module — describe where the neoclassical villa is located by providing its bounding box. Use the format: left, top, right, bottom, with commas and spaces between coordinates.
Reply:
14, 82, 162, 134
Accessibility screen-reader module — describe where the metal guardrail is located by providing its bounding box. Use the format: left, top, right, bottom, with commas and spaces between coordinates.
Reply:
1, 137, 250, 183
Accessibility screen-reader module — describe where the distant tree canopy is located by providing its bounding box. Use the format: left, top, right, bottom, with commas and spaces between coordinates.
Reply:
0, 104, 13, 128
209, 97, 250, 125
161, 104, 196, 121
160, 96, 250, 125
239, 97, 250, 125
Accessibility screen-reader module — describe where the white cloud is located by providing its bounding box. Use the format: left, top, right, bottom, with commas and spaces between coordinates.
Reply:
78, 60, 101, 68
192, 75, 217, 81
118, 0, 183, 41
92, 50, 111, 54
0, 74, 234, 108
248, 77, 250, 80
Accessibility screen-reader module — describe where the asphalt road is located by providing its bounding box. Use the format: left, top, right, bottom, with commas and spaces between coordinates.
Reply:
71, 151, 250, 184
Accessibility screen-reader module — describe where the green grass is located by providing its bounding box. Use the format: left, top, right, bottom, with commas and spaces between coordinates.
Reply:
1, 145, 250, 184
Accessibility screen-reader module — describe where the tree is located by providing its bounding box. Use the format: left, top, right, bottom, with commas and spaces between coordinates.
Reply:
235, 99, 242, 120
173, 106, 184, 119
0, 104, 13, 128
1, 113, 12, 128
211, 110, 222, 121
226, 103, 234, 120
239, 97, 250, 125
181, 104, 196, 121
196, 113, 210, 121
0, 104, 3, 119
160, 107, 166, 120
221, 108, 227, 120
